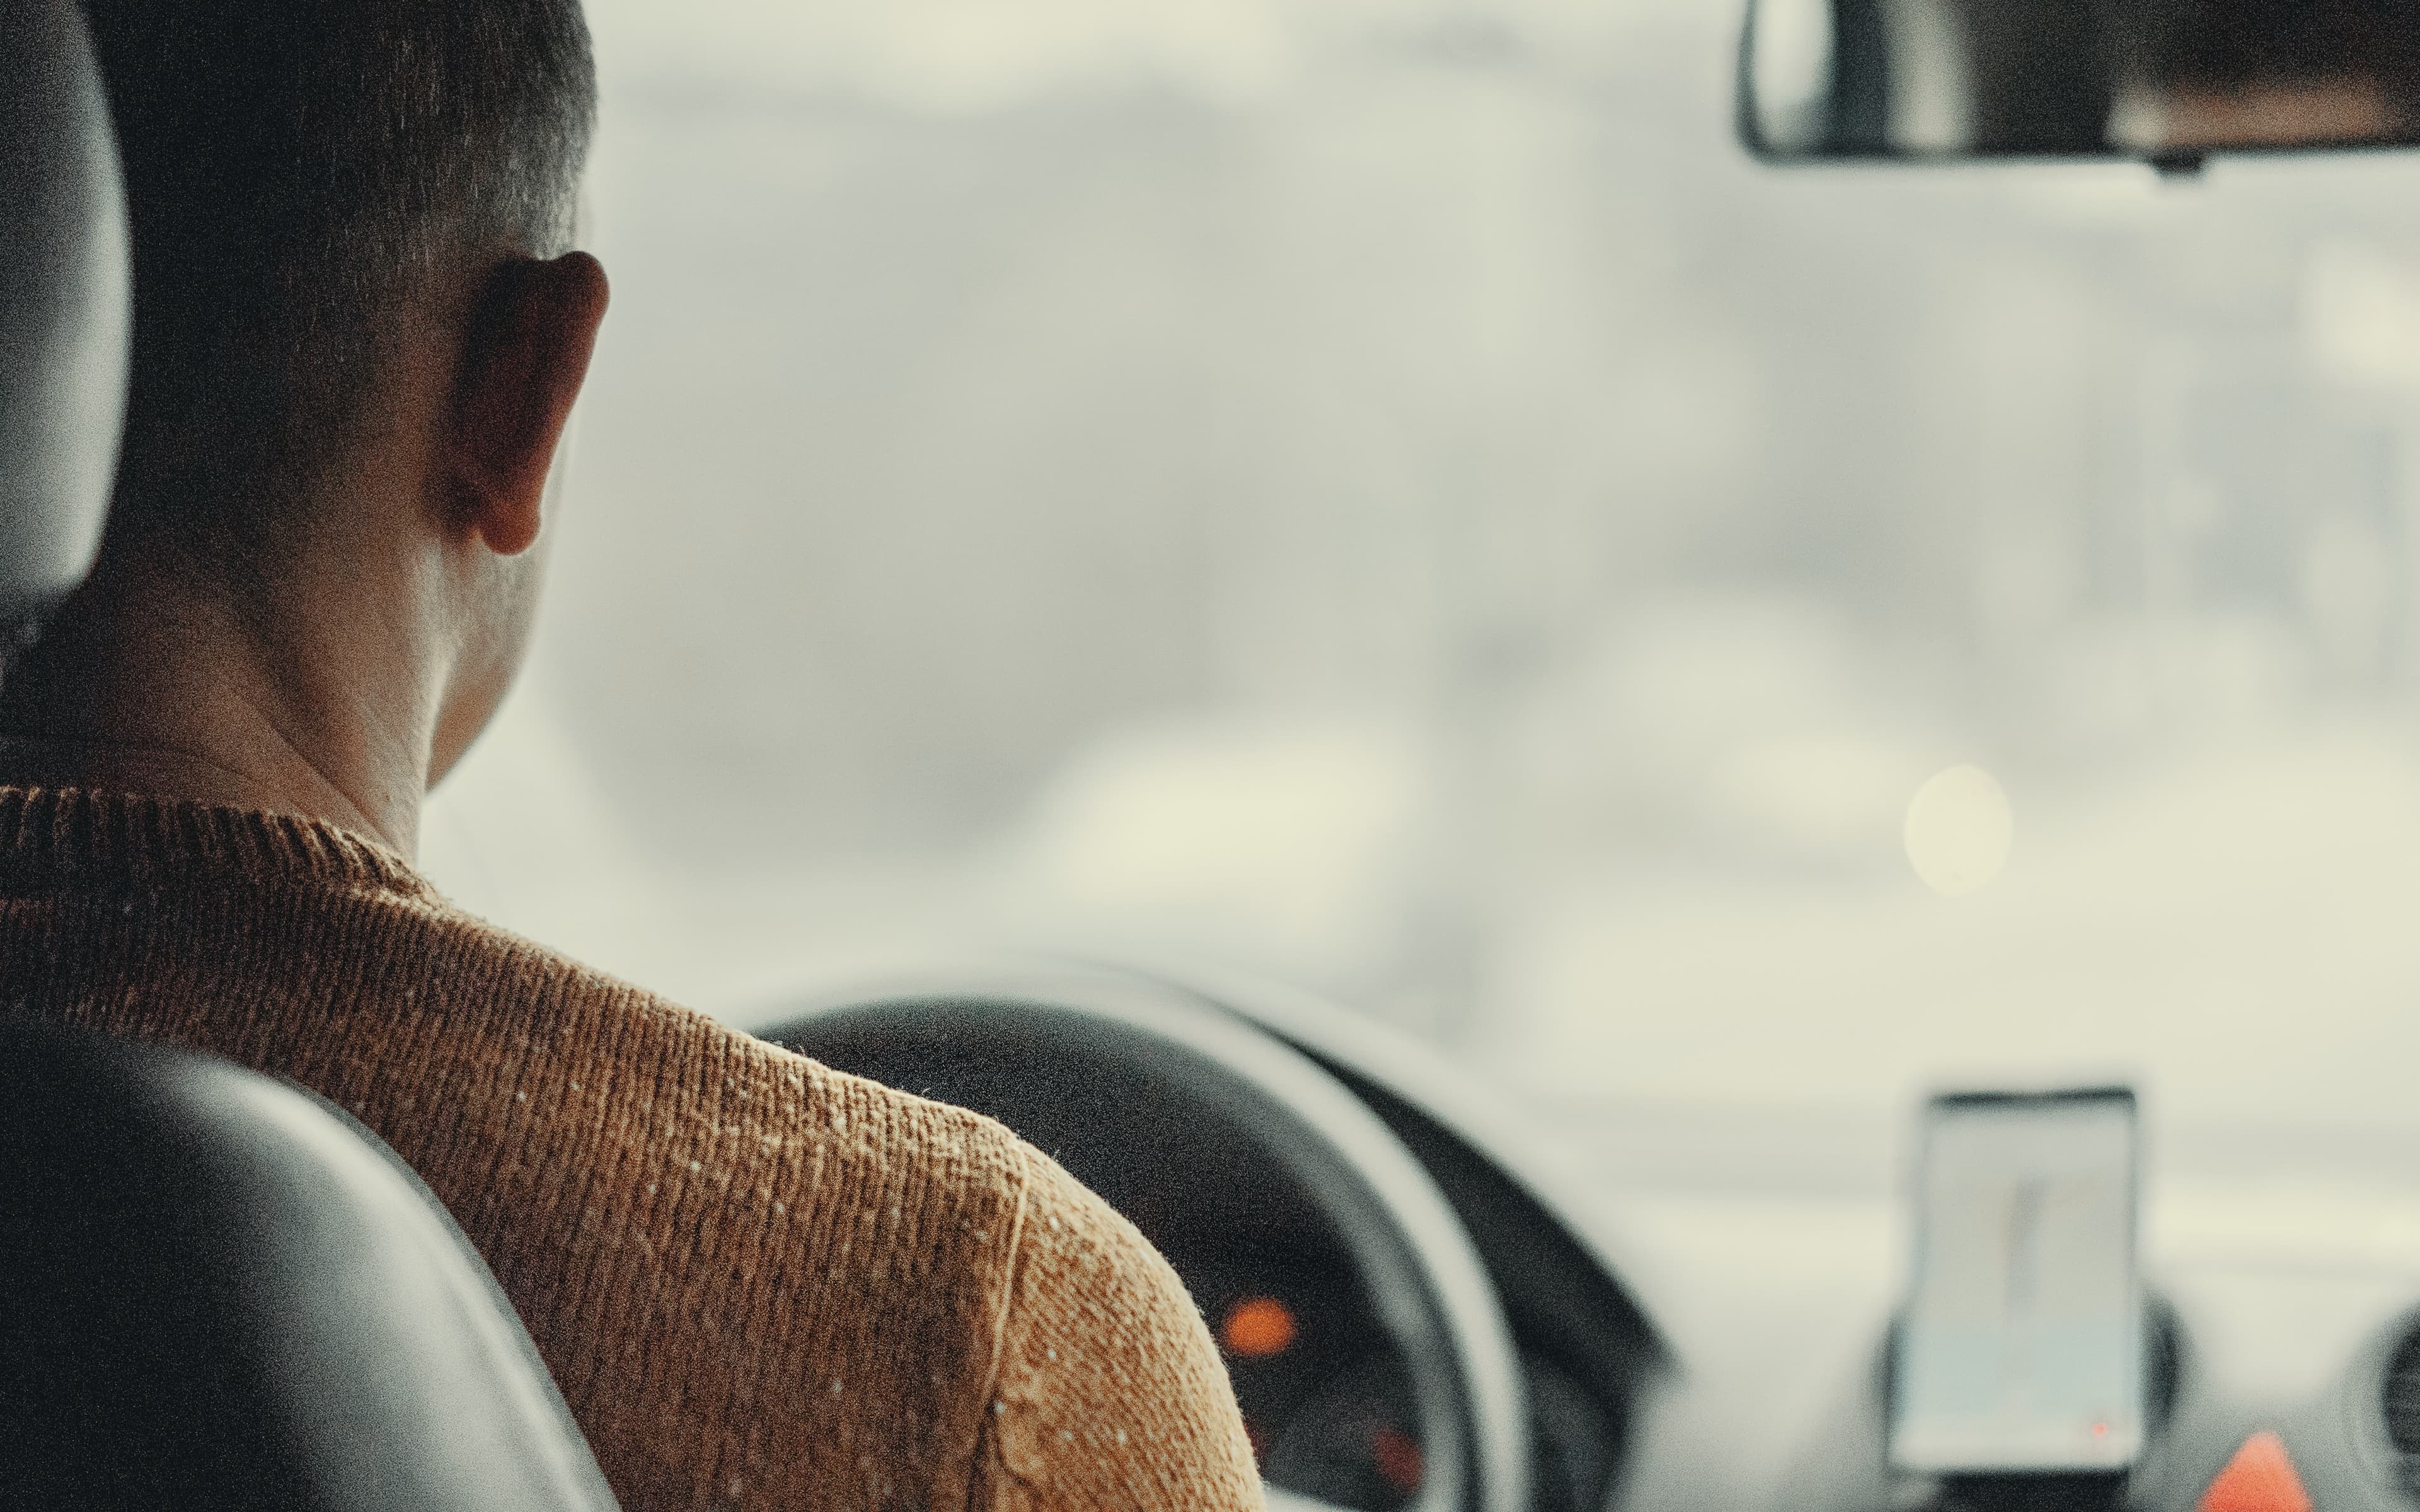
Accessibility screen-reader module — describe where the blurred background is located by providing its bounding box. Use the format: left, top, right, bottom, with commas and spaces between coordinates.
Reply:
420, 0, 2420, 1191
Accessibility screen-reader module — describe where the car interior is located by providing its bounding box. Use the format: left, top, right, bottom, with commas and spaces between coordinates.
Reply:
14, 1, 2420, 1510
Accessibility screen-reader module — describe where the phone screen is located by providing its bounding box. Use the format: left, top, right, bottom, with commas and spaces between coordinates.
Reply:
1889, 1089, 2143, 1474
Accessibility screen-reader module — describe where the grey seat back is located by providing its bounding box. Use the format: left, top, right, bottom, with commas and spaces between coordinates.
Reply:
0, 1015, 623, 1512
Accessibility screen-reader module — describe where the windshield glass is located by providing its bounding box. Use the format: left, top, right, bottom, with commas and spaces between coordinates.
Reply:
420, 0, 2420, 1153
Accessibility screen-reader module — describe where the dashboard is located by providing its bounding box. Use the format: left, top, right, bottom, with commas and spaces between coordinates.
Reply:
1170, 1250, 1623, 1512
756, 961, 2420, 1512
1173, 1253, 1428, 1509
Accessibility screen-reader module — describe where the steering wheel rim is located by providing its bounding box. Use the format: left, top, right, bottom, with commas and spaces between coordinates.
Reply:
760, 959, 1528, 1512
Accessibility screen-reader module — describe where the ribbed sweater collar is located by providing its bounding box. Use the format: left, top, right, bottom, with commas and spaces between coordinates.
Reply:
0, 786, 439, 903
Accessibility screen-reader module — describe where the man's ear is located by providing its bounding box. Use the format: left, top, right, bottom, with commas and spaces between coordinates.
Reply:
443, 251, 609, 557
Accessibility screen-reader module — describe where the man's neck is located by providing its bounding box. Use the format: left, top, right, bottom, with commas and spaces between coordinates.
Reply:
0, 548, 431, 858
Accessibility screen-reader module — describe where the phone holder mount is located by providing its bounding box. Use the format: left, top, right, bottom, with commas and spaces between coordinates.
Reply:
1885, 1305, 2181, 1512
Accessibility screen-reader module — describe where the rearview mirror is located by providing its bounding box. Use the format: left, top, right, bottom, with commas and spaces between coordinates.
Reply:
1738, 0, 2420, 169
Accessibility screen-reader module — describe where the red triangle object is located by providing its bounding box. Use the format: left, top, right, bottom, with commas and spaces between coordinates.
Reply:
2197, 1431, 2312, 1512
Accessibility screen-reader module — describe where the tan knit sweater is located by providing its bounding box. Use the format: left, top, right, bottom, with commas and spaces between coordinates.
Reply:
0, 788, 1264, 1512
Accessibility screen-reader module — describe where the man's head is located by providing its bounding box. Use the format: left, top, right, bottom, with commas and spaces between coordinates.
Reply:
73, 0, 610, 789
2126, 0, 2420, 145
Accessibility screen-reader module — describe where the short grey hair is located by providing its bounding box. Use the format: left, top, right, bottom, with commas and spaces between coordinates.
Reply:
79, 0, 597, 576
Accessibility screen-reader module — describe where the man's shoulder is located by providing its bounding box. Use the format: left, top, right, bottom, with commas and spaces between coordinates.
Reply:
4, 840, 1042, 1228
976, 1142, 1265, 1509
0, 795, 1221, 1504
371, 896, 1043, 1203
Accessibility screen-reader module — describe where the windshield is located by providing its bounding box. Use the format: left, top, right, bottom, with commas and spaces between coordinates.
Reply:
420, 0, 2420, 1152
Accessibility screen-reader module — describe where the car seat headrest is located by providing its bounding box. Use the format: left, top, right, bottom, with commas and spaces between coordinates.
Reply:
0, 0, 128, 641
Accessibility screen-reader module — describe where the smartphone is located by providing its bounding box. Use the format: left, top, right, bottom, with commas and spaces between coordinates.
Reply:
1888, 1087, 2144, 1474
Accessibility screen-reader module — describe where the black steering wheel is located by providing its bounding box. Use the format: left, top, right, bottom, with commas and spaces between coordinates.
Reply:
760, 960, 1529, 1512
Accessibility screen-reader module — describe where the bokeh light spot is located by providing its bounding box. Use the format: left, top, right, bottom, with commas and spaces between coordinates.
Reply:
1903, 764, 2014, 897
1373, 1427, 1425, 1496
1218, 1295, 1298, 1359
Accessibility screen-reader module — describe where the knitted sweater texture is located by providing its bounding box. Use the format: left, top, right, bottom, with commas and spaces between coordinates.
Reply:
0, 787, 1262, 1512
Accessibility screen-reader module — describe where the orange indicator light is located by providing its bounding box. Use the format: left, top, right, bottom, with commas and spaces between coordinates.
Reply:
1218, 1296, 1298, 1359
1372, 1426, 1425, 1496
